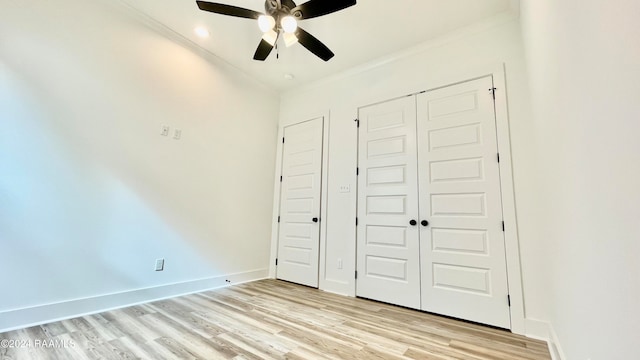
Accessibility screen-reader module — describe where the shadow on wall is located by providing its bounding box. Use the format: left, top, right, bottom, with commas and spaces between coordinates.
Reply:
0, 0, 278, 313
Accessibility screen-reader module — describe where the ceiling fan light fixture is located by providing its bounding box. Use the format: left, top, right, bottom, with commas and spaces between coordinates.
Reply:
283, 32, 298, 47
258, 15, 276, 32
262, 29, 278, 46
281, 16, 298, 33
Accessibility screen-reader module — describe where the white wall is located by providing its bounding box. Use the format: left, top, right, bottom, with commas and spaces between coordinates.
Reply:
276, 14, 550, 331
0, 0, 279, 330
520, 0, 640, 359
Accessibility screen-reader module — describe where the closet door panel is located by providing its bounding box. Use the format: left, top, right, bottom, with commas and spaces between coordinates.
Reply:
417, 76, 511, 329
356, 96, 421, 309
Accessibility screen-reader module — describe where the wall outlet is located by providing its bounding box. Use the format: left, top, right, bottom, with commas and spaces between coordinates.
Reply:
337, 258, 343, 269
173, 129, 182, 140
160, 125, 170, 136
155, 258, 165, 271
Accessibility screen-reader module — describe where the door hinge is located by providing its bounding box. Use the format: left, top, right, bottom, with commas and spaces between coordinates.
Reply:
497, 153, 500, 163
356, 167, 359, 176
356, 217, 358, 226
355, 271, 358, 279
508, 294, 511, 307
275, 258, 278, 266
282, 137, 285, 144
277, 216, 280, 223
489, 87, 497, 100
354, 119, 360, 127
280, 175, 283, 182
502, 221, 505, 232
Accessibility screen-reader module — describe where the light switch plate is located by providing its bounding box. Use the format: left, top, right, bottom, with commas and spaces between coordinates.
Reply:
155, 258, 165, 271
339, 185, 351, 193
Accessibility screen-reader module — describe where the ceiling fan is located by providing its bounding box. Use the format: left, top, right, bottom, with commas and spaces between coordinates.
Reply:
196, 0, 357, 61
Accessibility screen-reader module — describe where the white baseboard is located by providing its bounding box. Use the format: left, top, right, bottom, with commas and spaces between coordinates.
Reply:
525, 318, 565, 360
547, 322, 567, 360
0, 268, 268, 333
525, 318, 550, 340
319, 278, 353, 297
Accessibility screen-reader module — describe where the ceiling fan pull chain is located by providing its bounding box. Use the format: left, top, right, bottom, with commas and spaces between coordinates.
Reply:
276, 42, 279, 59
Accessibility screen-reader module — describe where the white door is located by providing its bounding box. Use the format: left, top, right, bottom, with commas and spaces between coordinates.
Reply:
417, 76, 510, 328
276, 118, 324, 288
356, 97, 421, 309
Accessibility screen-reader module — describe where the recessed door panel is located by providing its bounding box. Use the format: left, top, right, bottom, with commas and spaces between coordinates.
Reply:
367, 196, 407, 215
427, 91, 479, 119
432, 264, 491, 294
277, 118, 324, 288
367, 166, 406, 186
287, 174, 314, 191
429, 124, 482, 151
430, 158, 484, 183
431, 228, 488, 255
286, 199, 314, 214
368, 136, 406, 158
418, 76, 510, 328
430, 193, 487, 217
368, 111, 406, 132
356, 96, 421, 309
282, 247, 312, 266
366, 256, 408, 281
366, 226, 408, 248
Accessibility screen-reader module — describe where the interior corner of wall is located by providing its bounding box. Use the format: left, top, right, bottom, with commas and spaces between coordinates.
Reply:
547, 321, 567, 360
525, 318, 566, 360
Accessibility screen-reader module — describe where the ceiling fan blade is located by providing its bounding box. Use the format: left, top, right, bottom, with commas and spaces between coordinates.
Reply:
253, 39, 275, 61
295, 27, 334, 61
196, 1, 262, 19
291, 0, 356, 20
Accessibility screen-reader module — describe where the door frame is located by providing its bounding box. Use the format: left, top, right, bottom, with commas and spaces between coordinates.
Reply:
353, 65, 525, 334
490, 66, 526, 334
269, 115, 330, 288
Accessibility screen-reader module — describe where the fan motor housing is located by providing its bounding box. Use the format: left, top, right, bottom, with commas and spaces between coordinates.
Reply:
265, 0, 297, 18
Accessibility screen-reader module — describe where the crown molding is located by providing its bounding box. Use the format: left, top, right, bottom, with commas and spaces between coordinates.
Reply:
105, 0, 279, 96
283, 11, 519, 96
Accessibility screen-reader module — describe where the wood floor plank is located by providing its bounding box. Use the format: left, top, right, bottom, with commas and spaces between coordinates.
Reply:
0, 279, 550, 359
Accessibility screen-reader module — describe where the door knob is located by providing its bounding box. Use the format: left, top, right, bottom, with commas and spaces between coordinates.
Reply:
409, 219, 417, 226
421, 220, 429, 227
312, 217, 319, 223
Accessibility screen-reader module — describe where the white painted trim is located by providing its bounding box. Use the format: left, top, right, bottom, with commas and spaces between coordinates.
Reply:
492, 64, 526, 335
269, 126, 285, 279
524, 319, 565, 360
318, 114, 331, 290
0, 268, 268, 333
282, 12, 518, 97
106, 0, 276, 95
525, 318, 550, 341
347, 65, 527, 334
269, 114, 330, 289
548, 322, 567, 360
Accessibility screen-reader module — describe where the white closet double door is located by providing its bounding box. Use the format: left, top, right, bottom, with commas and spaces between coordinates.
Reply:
356, 77, 511, 328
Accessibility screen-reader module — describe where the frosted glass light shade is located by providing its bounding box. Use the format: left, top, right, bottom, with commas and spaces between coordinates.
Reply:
283, 32, 298, 47
281, 16, 297, 33
262, 30, 278, 46
258, 15, 276, 32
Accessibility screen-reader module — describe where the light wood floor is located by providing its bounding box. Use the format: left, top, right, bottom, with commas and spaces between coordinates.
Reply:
0, 279, 550, 359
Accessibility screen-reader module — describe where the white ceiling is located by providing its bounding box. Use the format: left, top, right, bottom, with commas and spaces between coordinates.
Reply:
121, 0, 514, 91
